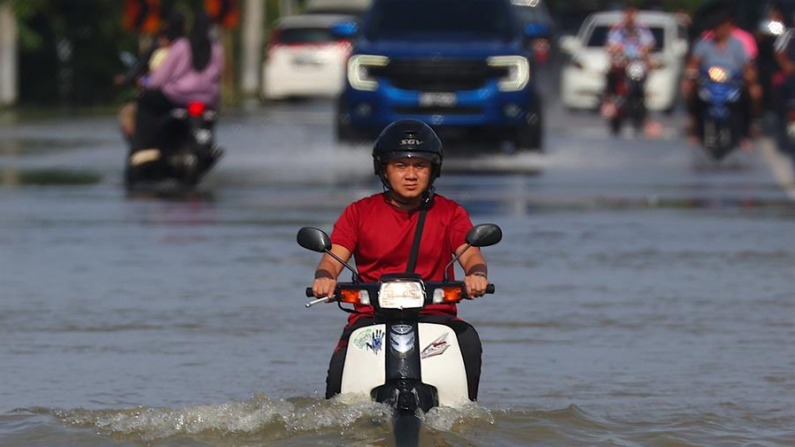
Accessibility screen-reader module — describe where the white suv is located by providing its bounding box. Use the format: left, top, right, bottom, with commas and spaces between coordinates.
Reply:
560, 11, 689, 112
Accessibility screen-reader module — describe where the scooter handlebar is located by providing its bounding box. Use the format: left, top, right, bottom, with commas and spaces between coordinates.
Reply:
304, 283, 495, 299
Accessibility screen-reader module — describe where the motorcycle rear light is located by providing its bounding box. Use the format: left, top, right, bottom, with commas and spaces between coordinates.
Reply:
188, 102, 206, 117
787, 111, 795, 121
340, 289, 369, 305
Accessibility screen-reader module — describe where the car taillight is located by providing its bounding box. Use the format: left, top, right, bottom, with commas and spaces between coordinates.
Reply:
187, 101, 206, 117
337, 40, 353, 52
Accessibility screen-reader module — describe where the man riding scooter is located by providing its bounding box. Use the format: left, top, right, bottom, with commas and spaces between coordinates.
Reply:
126, 12, 225, 189
310, 120, 490, 402
773, 7, 795, 155
601, 4, 656, 134
683, 8, 761, 151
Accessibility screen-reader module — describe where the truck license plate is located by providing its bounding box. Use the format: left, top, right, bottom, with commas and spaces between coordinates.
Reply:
419, 92, 457, 107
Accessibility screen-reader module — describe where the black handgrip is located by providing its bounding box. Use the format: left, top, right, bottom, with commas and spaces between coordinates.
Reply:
305, 287, 314, 298
486, 284, 495, 294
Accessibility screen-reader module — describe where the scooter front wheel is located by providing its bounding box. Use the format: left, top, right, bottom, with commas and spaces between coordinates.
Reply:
393, 409, 421, 447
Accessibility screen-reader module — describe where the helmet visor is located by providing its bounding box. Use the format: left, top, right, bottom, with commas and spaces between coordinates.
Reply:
380, 150, 441, 165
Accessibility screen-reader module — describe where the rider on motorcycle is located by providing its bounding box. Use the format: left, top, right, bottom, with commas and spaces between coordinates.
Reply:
116, 12, 185, 141
683, 9, 761, 148
601, 4, 656, 119
773, 9, 795, 150
312, 119, 490, 401
131, 12, 225, 155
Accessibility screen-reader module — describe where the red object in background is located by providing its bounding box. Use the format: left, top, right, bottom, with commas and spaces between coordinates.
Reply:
205, 0, 240, 29
532, 38, 550, 65
187, 101, 207, 117
123, 0, 161, 34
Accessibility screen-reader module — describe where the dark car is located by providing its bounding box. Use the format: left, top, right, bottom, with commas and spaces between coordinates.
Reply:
334, 0, 547, 152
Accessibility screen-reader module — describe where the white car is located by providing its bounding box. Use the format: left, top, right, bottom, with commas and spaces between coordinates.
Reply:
560, 11, 689, 112
261, 14, 355, 100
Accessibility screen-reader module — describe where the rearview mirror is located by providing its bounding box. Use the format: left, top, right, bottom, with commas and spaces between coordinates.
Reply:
297, 227, 332, 253
466, 224, 502, 248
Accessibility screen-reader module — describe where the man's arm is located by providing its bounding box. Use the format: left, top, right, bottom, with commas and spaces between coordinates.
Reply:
312, 244, 352, 298
682, 53, 702, 100
641, 27, 656, 58
776, 50, 795, 76
744, 61, 762, 113
456, 244, 489, 298
606, 28, 624, 57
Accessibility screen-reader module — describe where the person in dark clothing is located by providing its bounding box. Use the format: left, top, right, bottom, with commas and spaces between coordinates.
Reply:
311, 120, 490, 401
116, 12, 185, 141
756, 2, 787, 113
131, 12, 223, 154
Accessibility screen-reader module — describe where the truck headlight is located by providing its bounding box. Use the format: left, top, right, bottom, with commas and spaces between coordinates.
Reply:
488, 56, 530, 91
348, 55, 389, 91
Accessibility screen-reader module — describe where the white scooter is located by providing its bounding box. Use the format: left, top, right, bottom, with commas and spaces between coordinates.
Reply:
296, 224, 502, 446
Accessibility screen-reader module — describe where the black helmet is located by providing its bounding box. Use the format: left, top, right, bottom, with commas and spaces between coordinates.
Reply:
372, 119, 443, 187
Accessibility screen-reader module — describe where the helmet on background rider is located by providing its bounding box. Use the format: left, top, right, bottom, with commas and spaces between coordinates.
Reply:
372, 119, 444, 191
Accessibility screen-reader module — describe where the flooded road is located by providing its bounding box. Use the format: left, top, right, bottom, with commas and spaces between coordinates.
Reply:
1, 101, 795, 446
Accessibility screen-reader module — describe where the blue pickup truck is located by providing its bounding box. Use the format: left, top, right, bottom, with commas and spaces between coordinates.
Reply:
334, 0, 547, 152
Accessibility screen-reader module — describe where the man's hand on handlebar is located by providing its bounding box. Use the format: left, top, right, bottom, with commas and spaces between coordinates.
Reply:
464, 273, 489, 298
312, 277, 337, 299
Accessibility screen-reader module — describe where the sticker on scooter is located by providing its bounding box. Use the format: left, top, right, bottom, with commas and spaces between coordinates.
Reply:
353, 328, 384, 355
421, 333, 450, 359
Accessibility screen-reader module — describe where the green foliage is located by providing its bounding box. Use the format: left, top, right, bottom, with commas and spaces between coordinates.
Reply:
14, 1, 136, 106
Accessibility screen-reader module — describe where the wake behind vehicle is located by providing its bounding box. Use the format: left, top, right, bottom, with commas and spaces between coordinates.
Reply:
124, 101, 223, 191
334, 0, 546, 152
697, 66, 743, 161
297, 224, 502, 447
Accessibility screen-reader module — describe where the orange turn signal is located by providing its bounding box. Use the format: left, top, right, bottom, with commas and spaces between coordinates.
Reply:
441, 286, 464, 303
340, 289, 362, 304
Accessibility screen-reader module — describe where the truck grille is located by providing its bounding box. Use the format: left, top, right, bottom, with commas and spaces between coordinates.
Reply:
372, 59, 504, 92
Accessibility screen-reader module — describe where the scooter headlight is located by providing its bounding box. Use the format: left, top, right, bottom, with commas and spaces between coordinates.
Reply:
708, 66, 728, 83
761, 19, 785, 36
378, 280, 425, 309
626, 61, 646, 81
487, 56, 530, 91
347, 55, 389, 91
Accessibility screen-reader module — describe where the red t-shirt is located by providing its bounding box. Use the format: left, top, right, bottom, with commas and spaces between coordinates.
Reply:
331, 193, 473, 324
